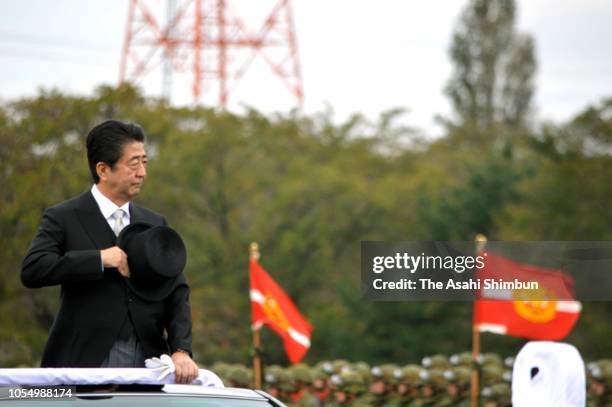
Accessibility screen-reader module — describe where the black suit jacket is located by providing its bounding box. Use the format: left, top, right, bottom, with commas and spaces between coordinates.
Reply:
21, 190, 193, 367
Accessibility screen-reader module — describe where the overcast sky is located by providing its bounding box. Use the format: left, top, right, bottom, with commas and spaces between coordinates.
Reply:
1, 0, 611, 136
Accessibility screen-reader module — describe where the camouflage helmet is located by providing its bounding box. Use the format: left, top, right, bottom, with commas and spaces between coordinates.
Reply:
450, 352, 473, 367
227, 364, 252, 388
481, 383, 511, 404
351, 362, 372, 382
477, 353, 503, 369
392, 366, 405, 383
444, 367, 471, 386
264, 365, 284, 386
264, 366, 295, 392
314, 360, 335, 376
332, 359, 350, 374
588, 359, 612, 387
400, 364, 424, 386
419, 368, 447, 390
371, 364, 399, 384
422, 354, 450, 369
481, 365, 503, 386
277, 368, 297, 393
290, 363, 314, 385
312, 366, 329, 382
330, 370, 366, 395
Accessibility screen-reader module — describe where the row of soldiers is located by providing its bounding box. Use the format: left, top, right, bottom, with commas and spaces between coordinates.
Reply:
211, 353, 611, 406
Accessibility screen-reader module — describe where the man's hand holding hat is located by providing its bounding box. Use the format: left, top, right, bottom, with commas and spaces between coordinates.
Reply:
100, 246, 131, 278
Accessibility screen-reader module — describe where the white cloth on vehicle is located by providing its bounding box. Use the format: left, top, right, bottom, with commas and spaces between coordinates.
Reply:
512, 341, 585, 407
0, 354, 223, 388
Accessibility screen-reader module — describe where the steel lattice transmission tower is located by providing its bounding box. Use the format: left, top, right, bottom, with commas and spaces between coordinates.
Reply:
118, 0, 303, 108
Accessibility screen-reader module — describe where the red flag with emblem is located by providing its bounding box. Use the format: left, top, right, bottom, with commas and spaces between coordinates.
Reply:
249, 259, 312, 363
474, 253, 581, 340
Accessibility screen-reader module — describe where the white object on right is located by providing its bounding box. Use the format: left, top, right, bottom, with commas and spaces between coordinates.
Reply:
512, 341, 585, 407
145, 354, 175, 380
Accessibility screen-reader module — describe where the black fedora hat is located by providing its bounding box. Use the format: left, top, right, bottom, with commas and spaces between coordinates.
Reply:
117, 222, 187, 301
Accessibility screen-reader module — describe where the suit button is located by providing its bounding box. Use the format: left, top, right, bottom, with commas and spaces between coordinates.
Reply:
128, 297, 133, 302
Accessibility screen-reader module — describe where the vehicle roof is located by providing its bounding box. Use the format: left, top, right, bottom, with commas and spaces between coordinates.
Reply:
0, 367, 223, 387
0, 368, 285, 405
1, 385, 277, 403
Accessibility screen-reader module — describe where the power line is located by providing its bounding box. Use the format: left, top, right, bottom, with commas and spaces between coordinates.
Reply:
0, 45, 115, 67
0, 30, 117, 55
0, 29, 119, 67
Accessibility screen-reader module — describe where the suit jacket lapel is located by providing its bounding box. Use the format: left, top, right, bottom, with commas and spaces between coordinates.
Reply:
129, 203, 146, 224
74, 190, 117, 249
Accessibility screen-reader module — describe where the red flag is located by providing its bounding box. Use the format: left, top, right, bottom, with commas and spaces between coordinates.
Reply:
249, 259, 313, 363
474, 253, 581, 340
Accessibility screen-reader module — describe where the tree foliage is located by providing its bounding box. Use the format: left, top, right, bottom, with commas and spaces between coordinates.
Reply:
1, 85, 610, 366
444, 0, 536, 129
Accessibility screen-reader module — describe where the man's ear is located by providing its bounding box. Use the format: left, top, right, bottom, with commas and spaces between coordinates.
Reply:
96, 162, 110, 182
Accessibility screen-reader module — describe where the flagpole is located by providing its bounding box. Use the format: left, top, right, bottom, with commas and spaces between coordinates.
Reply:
471, 233, 487, 407
250, 242, 263, 389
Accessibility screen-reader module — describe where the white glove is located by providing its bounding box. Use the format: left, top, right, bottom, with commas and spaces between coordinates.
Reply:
145, 354, 175, 380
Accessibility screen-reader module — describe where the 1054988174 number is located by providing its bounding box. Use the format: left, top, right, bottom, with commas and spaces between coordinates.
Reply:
7, 387, 73, 398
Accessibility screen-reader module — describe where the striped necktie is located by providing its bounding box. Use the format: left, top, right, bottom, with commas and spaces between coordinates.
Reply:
112, 209, 125, 236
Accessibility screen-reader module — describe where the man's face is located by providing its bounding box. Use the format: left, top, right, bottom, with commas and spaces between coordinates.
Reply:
334, 390, 347, 403
99, 142, 147, 203
369, 380, 386, 394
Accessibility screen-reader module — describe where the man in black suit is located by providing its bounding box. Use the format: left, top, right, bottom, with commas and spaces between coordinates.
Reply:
21, 120, 198, 383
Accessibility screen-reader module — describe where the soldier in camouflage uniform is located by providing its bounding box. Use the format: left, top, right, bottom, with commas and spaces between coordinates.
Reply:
264, 365, 286, 400
587, 359, 612, 407
478, 364, 506, 407
385, 364, 424, 407
326, 370, 369, 406
444, 367, 471, 407
314, 367, 332, 404
313, 362, 334, 405
448, 351, 480, 406
279, 367, 299, 403
416, 368, 453, 406
351, 362, 371, 382
365, 364, 398, 406
481, 382, 511, 407
289, 363, 320, 407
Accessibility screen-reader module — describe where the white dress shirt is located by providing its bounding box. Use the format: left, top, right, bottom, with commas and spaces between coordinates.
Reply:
91, 184, 131, 231
91, 184, 131, 272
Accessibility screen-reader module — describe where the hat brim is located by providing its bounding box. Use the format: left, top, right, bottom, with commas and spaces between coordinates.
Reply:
126, 274, 179, 302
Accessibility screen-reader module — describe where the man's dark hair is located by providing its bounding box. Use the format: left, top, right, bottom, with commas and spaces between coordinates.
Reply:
86, 120, 145, 183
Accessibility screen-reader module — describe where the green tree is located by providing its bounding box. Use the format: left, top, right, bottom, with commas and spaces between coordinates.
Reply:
444, 0, 536, 129
499, 98, 612, 240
